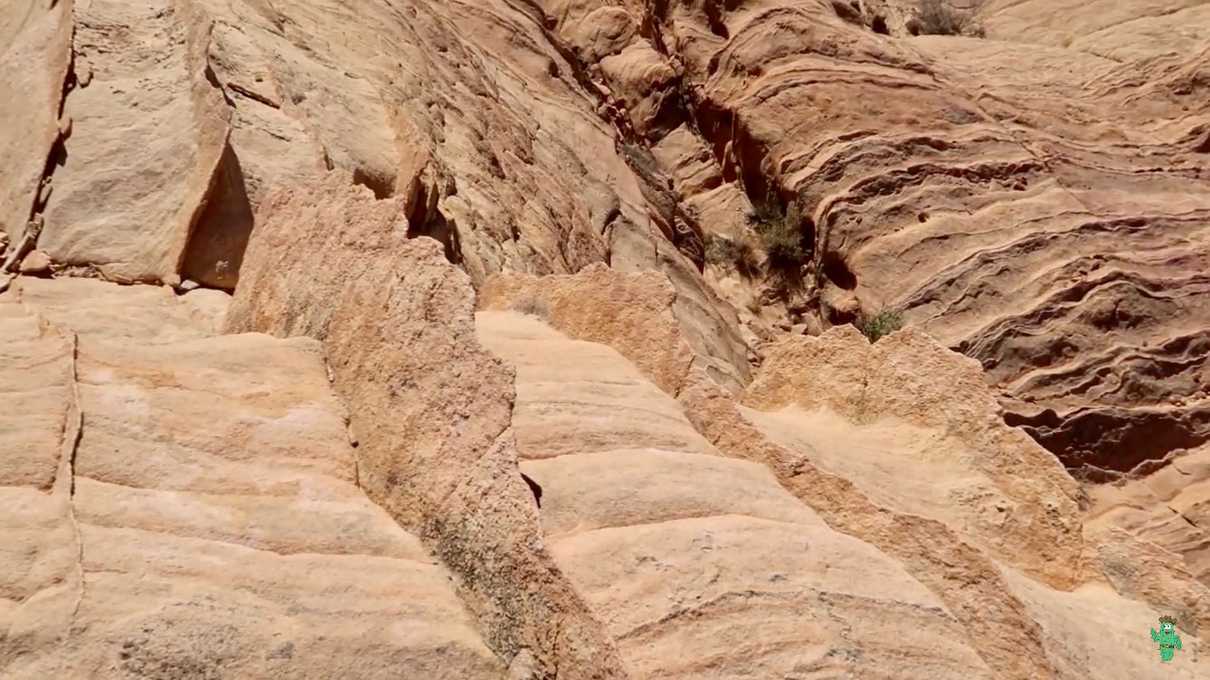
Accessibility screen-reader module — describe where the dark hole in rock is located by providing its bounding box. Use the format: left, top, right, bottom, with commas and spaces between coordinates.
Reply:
351, 167, 394, 200
521, 473, 543, 508
405, 180, 463, 265
822, 251, 858, 290
181, 144, 254, 292
871, 16, 889, 34
704, 1, 730, 39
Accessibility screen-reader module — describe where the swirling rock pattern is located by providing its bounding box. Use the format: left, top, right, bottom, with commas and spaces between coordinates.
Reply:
548, 0, 1210, 475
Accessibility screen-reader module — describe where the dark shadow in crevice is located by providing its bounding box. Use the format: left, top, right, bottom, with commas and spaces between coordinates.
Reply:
352, 167, 395, 200
520, 473, 543, 509
405, 179, 463, 265
704, 0, 730, 38
180, 144, 254, 291
1004, 407, 1208, 478
821, 251, 857, 290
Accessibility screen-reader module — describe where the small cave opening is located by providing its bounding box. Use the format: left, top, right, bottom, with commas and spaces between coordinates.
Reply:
704, 1, 730, 39
352, 167, 395, 200
871, 16, 889, 35
405, 180, 463, 265
821, 251, 857, 290
180, 144, 254, 291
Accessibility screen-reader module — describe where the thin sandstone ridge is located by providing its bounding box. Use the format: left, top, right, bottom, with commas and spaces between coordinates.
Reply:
225, 173, 629, 679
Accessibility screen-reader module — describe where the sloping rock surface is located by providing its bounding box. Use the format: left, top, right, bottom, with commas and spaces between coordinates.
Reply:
0, 277, 503, 678
476, 310, 993, 679
2, 0, 1209, 677
483, 263, 1207, 677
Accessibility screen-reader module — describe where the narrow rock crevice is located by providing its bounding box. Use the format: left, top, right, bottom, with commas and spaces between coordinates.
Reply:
54, 330, 85, 667
404, 179, 464, 265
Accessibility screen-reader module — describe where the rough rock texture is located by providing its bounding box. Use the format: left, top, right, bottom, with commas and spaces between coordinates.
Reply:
0, 276, 504, 678
505, 264, 1205, 677
7, 0, 1207, 471
742, 326, 1086, 584
4, 0, 1210, 677
0, 0, 72, 245
526, 0, 1210, 473
481, 265, 749, 394
476, 310, 994, 679
1086, 443, 1210, 587
225, 175, 627, 679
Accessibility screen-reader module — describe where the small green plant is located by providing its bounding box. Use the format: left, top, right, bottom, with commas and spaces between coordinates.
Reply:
858, 309, 903, 343
705, 233, 760, 279
511, 296, 551, 320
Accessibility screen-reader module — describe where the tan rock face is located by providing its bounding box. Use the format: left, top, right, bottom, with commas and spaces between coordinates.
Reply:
226, 174, 627, 679
0, 277, 503, 679
530, 0, 1210, 472
0, 0, 71, 245
3, 0, 1210, 677
1087, 443, 1210, 589
504, 265, 1205, 677
740, 326, 1087, 586
476, 310, 994, 679
3, 0, 1207, 471
17, 250, 51, 275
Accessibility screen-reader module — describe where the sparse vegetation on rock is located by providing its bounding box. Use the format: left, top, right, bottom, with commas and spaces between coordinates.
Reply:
511, 295, 552, 320
914, 0, 983, 36
705, 233, 760, 279
746, 198, 810, 290
858, 309, 903, 342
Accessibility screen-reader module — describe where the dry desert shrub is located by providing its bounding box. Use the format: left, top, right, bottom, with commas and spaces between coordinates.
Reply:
858, 309, 903, 343
914, 0, 984, 36
747, 198, 810, 290
705, 233, 761, 279
511, 296, 551, 320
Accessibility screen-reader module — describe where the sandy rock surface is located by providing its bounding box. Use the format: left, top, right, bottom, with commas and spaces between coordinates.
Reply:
476, 310, 993, 679
0, 277, 503, 679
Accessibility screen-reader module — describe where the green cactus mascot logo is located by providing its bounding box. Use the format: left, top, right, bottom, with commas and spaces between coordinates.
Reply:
1150, 615, 1182, 663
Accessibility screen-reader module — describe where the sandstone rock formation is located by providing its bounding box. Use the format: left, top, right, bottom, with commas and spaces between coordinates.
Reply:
481, 262, 1207, 677
0, 276, 503, 678
2, 0, 1209, 677
224, 175, 627, 679
476, 310, 995, 678
7, 0, 1208, 470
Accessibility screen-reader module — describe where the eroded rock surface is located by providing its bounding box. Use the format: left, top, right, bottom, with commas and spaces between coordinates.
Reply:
0, 277, 504, 679
225, 174, 627, 679
1087, 444, 1210, 587
5, 0, 1207, 470
507, 263, 1205, 677
476, 310, 993, 679
2, 0, 1209, 677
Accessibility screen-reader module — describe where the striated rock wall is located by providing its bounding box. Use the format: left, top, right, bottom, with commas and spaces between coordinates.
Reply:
527, 0, 1210, 473
5, 0, 1207, 470
2, 0, 1209, 677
